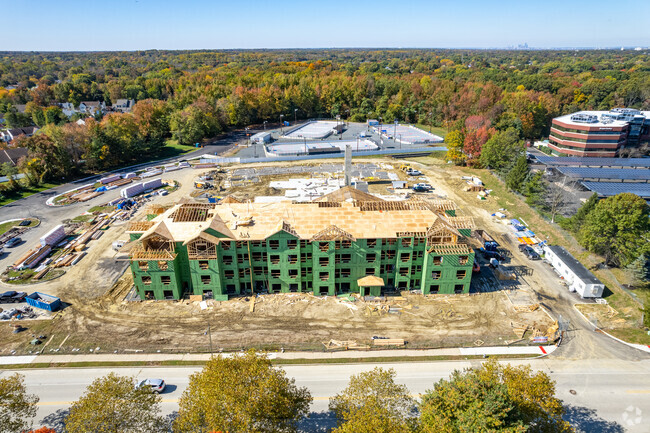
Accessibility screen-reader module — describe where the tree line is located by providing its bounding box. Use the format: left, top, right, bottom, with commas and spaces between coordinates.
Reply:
0, 49, 648, 183
1, 350, 574, 433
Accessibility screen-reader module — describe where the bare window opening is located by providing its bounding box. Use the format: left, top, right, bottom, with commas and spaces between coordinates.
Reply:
411, 265, 422, 274
454, 284, 464, 294
269, 240, 280, 250
319, 271, 329, 281
400, 253, 411, 262
399, 267, 409, 276
431, 271, 441, 280
340, 253, 351, 263
201, 275, 211, 284
289, 283, 298, 292
287, 239, 297, 249
301, 268, 308, 277
237, 254, 248, 264
158, 261, 168, 271
385, 250, 396, 259
459, 255, 469, 265
141, 276, 151, 285
222, 255, 233, 265
401, 238, 412, 247
318, 242, 329, 252
387, 239, 396, 245
300, 240, 308, 248
398, 281, 408, 289
288, 255, 298, 264
301, 252, 312, 262
457, 270, 467, 279
385, 264, 395, 273
414, 238, 424, 246
271, 269, 281, 278
252, 252, 262, 262
253, 267, 264, 275
226, 284, 237, 294
416, 250, 424, 259
366, 238, 377, 248
271, 283, 281, 293
319, 257, 329, 266
430, 285, 440, 294
144, 290, 154, 299
365, 267, 375, 276
319, 286, 329, 295
224, 270, 235, 279
270, 255, 280, 264
239, 268, 250, 278
366, 253, 376, 262
341, 268, 351, 278
235, 241, 245, 248
335, 240, 351, 249
221, 241, 231, 250
412, 279, 420, 288
289, 269, 298, 278
163, 290, 173, 299
138, 261, 148, 271
433, 256, 443, 266
198, 260, 209, 270
161, 276, 171, 285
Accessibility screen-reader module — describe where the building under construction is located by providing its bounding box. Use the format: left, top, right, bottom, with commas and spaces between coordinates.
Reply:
127, 188, 475, 300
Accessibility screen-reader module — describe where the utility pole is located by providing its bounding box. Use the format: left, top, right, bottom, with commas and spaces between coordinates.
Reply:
207, 321, 213, 355
394, 119, 398, 146
263, 120, 267, 130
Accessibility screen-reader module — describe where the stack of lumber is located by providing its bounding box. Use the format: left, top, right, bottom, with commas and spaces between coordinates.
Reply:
372, 338, 405, 346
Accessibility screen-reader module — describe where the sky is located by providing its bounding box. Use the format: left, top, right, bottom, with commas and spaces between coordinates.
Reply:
4, 0, 649, 51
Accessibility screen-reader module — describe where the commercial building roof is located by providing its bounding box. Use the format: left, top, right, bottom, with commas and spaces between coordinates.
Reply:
536, 156, 650, 168
266, 139, 378, 156
546, 245, 602, 285
553, 109, 650, 128
581, 182, 650, 198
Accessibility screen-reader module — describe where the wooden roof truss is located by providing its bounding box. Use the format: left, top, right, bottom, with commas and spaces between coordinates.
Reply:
170, 203, 215, 223
448, 216, 474, 230
426, 221, 458, 248
187, 238, 218, 260
126, 221, 155, 232
311, 225, 356, 242
141, 234, 174, 253
130, 245, 177, 261
428, 244, 472, 255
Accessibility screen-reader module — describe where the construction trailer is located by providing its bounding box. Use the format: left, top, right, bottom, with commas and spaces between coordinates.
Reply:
543, 245, 604, 298
127, 187, 475, 301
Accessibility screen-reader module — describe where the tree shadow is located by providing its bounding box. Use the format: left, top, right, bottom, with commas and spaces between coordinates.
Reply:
297, 411, 338, 433
40, 408, 69, 432
564, 404, 625, 433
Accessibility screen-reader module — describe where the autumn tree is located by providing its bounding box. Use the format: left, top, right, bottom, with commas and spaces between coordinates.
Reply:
445, 129, 466, 165
64, 373, 166, 433
420, 360, 572, 433
580, 193, 650, 267
329, 368, 416, 433
174, 350, 312, 433
463, 125, 494, 167
0, 373, 39, 433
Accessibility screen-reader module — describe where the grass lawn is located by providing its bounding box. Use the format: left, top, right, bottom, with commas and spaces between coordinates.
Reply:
155, 139, 197, 159
413, 124, 449, 139
0, 218, 39, 235
0, 182, 60, 208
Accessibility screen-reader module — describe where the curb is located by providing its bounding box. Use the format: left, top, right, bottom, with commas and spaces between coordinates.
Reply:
573, 305, 650, 354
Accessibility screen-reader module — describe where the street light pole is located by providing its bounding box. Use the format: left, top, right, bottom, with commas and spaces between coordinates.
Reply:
263, 120, 267, 130
280, 114, 284, 134
394, 119, 398, 145
294, 108, 298, 124
428, 112, 432, 133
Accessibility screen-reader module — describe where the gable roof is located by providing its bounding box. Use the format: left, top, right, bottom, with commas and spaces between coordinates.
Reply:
314, 186, 385, 203
0, 147, 29, 165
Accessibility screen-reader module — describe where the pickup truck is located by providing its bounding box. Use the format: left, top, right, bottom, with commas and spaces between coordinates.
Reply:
412, 183, 432, 192
406, 168, 422, 176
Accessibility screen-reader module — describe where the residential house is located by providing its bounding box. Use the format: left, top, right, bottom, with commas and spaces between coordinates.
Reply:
78, 101, 106, 115
0, 147, 29, 166
15, 104, 27, 114
59, 102, 77, 117
112, 99, 135, 113
0, 126, 38, 142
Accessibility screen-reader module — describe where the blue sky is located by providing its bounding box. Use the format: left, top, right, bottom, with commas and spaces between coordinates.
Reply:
4, 0, 649, 51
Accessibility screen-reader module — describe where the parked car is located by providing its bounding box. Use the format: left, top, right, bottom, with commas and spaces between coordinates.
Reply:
482, 250, 504, 261
406, 168, 422, 176
18, 220, 31, 226
5, 237, 21, 247
0, 291, 26, 303
137, 378, 166, 394
412, 183, 432, 192
523, 246, 540, 260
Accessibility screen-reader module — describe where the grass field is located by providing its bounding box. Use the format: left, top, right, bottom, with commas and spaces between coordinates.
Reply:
414, 124, 449, 139
0, 183, 60, 208
0, 217, 39, 235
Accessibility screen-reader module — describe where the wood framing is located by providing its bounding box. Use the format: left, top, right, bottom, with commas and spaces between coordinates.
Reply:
311, 225, 356, 242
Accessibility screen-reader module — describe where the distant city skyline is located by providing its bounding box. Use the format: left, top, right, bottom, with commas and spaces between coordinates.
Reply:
4, 0, 649, 51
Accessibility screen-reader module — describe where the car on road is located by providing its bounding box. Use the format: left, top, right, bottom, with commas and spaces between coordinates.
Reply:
522, 246, 540, 260
137, 378, 166, 394
0, 291, 26, 303
5, 237, 21, 247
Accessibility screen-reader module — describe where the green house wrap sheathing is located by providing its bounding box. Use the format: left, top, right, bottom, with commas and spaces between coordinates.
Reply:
129, 191, 476, 300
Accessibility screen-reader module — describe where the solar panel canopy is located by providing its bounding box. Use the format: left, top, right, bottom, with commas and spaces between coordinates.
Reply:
557, 167, 650, 180
536, 156, 650, 167
582, 182, 650, 197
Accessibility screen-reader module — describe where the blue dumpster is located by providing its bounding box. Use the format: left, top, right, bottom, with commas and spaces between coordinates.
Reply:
25, 292, 61, 312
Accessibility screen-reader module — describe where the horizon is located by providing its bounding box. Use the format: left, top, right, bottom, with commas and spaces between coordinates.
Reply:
4, 0, 649, 51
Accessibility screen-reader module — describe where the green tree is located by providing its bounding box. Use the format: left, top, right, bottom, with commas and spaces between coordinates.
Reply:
0, 162, 20, 190
579, 193, 650, 267
445, 129, 466, 165
522, 171, 545, 208
505, 155, 529, 193
173, 350, 312, 433
479, 127, 524, 172
0, 373, 39, 433
329, 367, 416, 433
64, 373, 166, 433
627, 253, 649, 288
420, 360, 572, 433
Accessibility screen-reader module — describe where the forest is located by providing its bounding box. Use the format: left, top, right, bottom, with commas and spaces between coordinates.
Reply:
0, 48, 649, 182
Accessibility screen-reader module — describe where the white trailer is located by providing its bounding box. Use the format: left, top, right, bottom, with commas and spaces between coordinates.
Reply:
543, 245, 604, 298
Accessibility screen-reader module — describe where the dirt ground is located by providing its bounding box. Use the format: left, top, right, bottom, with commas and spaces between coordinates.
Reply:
0, 158, 558, 355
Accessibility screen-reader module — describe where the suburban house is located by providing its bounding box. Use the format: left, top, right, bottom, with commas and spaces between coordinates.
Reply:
14, 104, 27, 114
112, 99, 135, 113
59, 102, 77, 117
0, 126, 39, 142
543, 245, 604, 298
78, 101, 106, 115
0, 147, 29, 166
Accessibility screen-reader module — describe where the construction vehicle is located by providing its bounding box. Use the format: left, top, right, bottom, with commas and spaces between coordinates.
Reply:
194, 179, 213, 189
399, 164, 412, 172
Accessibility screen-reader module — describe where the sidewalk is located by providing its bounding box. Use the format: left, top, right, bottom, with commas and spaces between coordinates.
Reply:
0, 345, 555, 366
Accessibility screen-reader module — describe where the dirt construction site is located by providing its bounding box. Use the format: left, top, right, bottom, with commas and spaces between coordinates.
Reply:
0, 157, 557, 355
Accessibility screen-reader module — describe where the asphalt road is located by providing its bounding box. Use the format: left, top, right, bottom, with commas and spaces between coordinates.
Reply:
5, 358, 649, 432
